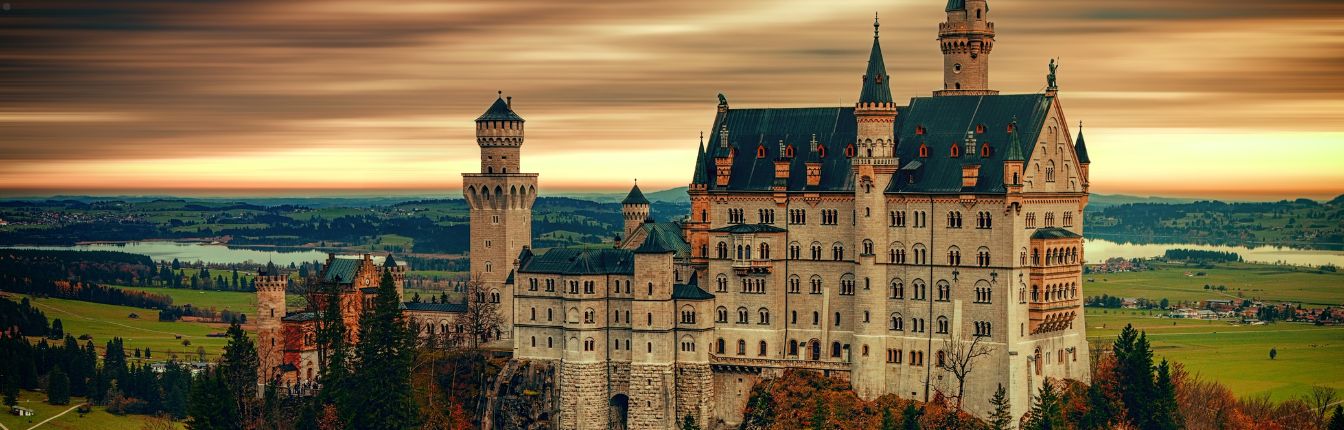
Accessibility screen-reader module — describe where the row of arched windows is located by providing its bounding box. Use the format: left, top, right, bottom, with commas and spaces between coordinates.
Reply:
1032, 246, 1079, 266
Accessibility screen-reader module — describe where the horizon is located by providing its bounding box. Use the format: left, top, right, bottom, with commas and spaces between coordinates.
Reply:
2, 1, 1342, 201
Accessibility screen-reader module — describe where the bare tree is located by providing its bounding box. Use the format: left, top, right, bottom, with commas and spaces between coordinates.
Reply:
455, 276, 504, 350
937, 331, 994, 411
1306, 385, 1338, 428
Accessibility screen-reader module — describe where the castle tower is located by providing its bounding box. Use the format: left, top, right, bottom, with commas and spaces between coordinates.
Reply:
851, 14, 901, 399
935, 0, 998, 96
628, 233, 680, 430
621, 183, 651, 240
463, 92, 537, 342
254, 262, 287, 387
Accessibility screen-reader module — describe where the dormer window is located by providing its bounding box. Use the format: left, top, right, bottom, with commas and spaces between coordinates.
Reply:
756, 145, 767, 159
845, 144, 856, 158
918, 143, 929, 158
975, 124, 986, 134
785, 145, 795, 158
1006, 123, 1015, 132
818, 145, 827, 158
916, 125, 926, 136
949, 144, 960, 158
980, 143, 991, 157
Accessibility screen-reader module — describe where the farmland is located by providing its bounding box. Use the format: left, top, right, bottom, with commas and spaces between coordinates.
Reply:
12, 294, 234, 362
0, 390, 177, 430
1086, 261, 1344, 306
1086, 308, 1344, 402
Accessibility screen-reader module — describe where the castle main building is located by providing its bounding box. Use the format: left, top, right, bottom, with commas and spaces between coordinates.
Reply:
488, 1, 1092, 428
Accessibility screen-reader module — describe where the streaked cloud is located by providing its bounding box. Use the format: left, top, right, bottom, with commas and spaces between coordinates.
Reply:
0, 0, 1341, 199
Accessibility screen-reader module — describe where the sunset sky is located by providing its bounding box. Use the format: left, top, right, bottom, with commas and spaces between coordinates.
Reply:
2, 0, 1342, 200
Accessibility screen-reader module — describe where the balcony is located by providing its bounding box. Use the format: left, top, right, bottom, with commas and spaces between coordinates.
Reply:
710, 354, 851, 373
731, 260, 773, 275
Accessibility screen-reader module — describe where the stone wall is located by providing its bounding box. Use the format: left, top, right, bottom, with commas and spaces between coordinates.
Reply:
675, 363, 714, 429
628, 363, 674, 430
559, 361, 609, 430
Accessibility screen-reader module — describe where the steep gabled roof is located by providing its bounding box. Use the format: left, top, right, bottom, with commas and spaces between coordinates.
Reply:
858, 16, 893, 105
673, 274, 715, 301
321, 258, 362, 284
705, 107, 858, 192
634, 229, 680, 254
888, 94, 1052, 194
691, 140, 710, 186
628, 222, 690, 257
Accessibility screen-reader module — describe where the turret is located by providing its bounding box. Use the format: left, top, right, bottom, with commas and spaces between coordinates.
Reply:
254, 262, 287, 387
1075, 121, 1091, 188
621, 183, 651, 240
855, 14, 898, 164
936, 0, 997, 96
476, 91, 525, 174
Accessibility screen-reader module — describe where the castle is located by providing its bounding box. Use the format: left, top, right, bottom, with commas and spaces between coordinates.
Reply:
256, 1, 1093, 427
502, 1, 1091, 428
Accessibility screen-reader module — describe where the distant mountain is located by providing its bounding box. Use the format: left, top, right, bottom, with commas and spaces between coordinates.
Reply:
1089, 194, 1202, 208
644, 187, 689, 203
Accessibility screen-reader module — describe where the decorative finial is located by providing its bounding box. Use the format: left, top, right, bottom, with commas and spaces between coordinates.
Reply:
700, 131, 704, 145
497, 90, 502, 97
1078, 120, 1083, 130
873, 12, 880, 38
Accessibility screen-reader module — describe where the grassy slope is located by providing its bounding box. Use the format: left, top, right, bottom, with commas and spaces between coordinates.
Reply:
0, 390, 177, 430
1086, 262, 1344, 306
16, 295, 233, 361
1086, 308, 1344, 402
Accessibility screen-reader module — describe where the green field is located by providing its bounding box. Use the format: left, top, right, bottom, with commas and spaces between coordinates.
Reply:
1086, 308, 1344, 402
1086, 262, 1344, 306
0, 390, 180, 430
13, 295, 234, 362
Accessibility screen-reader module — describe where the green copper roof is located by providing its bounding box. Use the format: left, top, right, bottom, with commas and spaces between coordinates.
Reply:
691, 140, 710, 186
946, 0, 965, 11
673, 275, 714, 300
634, 227, 680, 254
403, 302, 466, 313
476, 96, 524, 122
622, 184, 650, 205
631, 222, 690, 257
888, 94, 1051, 194
858, 17, 893, 105
518, 247, 634, 276
1031, 227, 1082, 239
1074, 127, 1091, 164
1004, 121, 1025, 162
383, 254, 398, 268
322, 258, 362, 284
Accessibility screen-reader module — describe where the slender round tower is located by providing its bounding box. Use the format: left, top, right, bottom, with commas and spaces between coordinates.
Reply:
936, 0, 998, 96
621, 182, 651, 240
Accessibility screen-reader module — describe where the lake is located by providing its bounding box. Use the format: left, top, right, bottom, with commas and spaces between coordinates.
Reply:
2, 241, 331, 266
7, 238, 1341, 269
1084, 238, 1344, 267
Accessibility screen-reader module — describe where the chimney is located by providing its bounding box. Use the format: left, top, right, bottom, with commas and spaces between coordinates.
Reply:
962, 164, 981, 188
506, 96, 512, 109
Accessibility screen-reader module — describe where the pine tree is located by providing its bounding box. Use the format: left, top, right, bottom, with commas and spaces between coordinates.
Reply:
47, 365, 71, 405
220, 322, 259, 424
881, 408, 897, 430
347, 270, 419, 429
316, 281, 352, 417
2, 374, 18, 407
1149, 359, 1183, 430
50, 318, 64, 339
163, 361, 192, 419
901, 402, 923, 430
810, 397, 829, 430
1024, 381, 1064, 430
1328, 404, 1344, 430
1114, 325, 1155, 428
988, 383, 1013, 430
187, 367, 241, 430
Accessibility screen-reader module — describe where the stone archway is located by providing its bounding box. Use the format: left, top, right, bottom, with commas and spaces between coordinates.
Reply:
609, 393, 629, 430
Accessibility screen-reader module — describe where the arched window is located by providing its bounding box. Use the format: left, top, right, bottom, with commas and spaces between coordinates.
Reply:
862, 239, 874, 255
832, 242, 845, 261
760, 242, 770, 260
756, 145, 767, 158
845, 144, 856, 158
716, 242, 728, 259
716, 338, 725, 354
680, 305, 696, 324
758, 340, 768, 356
787, 275, 801, 294
936, 316, 949, 334
918, 143, 929, 158
890, 278, 904, 299
716, 306, 728, 323
758, 308, 770, 325
737, 307, 749, 324
890, 313, 904, 331
937, 281, 951, 301
831, 342, 842, 358
947, 246, 961, 266
809, 275, 823, 294
839, 274, 855, 296
950, 143, 960, 158
789, 340, 798, 356
736, 339, 746, 355
785, 145, 795, 158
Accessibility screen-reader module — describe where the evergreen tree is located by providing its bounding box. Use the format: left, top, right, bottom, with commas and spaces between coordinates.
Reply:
346, 270, 419, 429
901, 402, 923, 430
187, 367, 240, 430
2, 375, 18, 407
681, 414, 701, 430
1328, 404, 1344, 430
1149, 359, 1183, 430
50, 318, 63, 339
1114, 325, 1155, 428
810, 397, 829, 430
47, 365, 71, 405
881, 408, 897, 430
163, 361, 192, 419
988, 383, 1013, 430
316, 282, 352, 416
1078, 378, 1119, 430
220, 322, 259, 423
1024, 381, 1064, 430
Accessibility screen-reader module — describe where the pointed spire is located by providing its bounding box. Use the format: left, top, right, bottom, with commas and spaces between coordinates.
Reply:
691, 137, 710, 185
858, 13, 893, 105
1074, 121, 1091, 164
622, 183, 649, 205
1005, 117, 1025, 162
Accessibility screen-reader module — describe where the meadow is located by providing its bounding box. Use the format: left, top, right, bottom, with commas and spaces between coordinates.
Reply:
1086, 308, 1344, 402
1086, 261, 1344, 306
14, 294, 233, 362
0, 390, 176, 430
